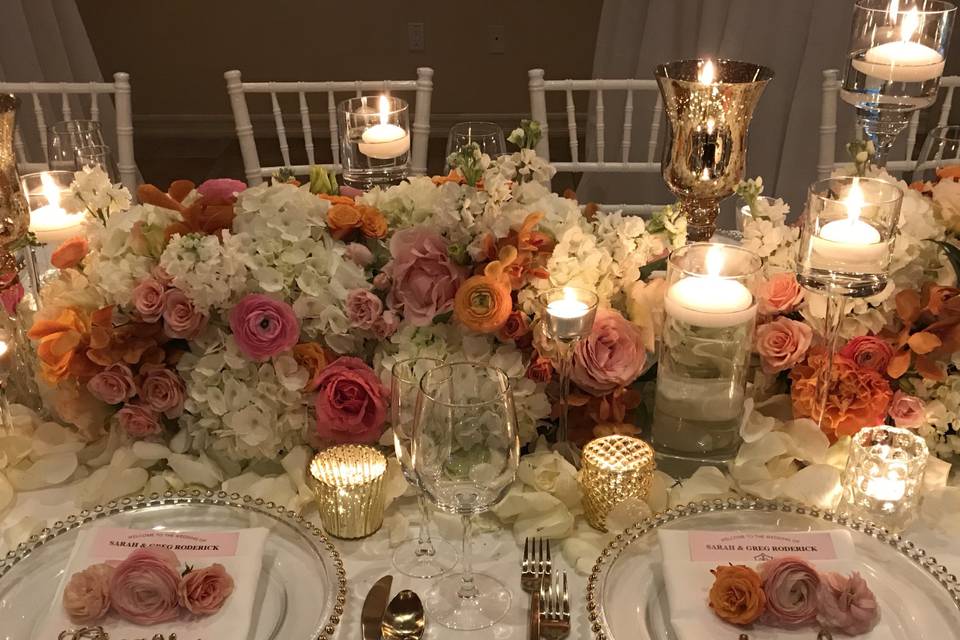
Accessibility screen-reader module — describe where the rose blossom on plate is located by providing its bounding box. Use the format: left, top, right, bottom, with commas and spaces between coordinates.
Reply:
708, 564, 766, 625
817, 571, 880, 635
178, 563, 235, 616
109, 548, 182, 625
758, 556, 820, 627
63, 563, 114, 624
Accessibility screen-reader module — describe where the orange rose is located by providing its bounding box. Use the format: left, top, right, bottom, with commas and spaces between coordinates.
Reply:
317, 193, 356, 206
28, 308, 97, 383
358, 205, 388, 239
708, 564, 766, 625
51, 237, 89, 270
293, 341, 330, 391
327, 203, 362, 239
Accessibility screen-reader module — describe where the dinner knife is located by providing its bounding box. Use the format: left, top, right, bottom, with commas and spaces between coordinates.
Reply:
361, 574, 394, 640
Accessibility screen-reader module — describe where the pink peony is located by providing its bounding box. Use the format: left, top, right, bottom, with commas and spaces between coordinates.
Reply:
384, 227, 467, 326
346, 289, 383, 330
759, 557, 820, 627
229, 293, 300, 361
162, 289, 208, 339
817, 571, 880, 635
140, 367, 186, 418
117, 403, 163, 439
571, 308, 647, 395
196, 178, 246, 205
756, 317, 814, 374
314, 356, 387, 443
63, 563, 114, 624
757, 272, 804, 316
133, 278, 166, 323
373, 310, 400, 339
889, 390, 926, 429
87, 363, 137, 405
178, 563, 235, 615
344, 243, 374, 267
109, 548, 181, 625
839, 335, 894, 373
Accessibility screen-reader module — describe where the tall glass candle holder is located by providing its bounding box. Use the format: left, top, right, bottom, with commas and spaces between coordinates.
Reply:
842, 0, 956, 166
338, 95, 410, 189
309, 445, 387, 539
651, 243, 761, 475
838, 425, 928, 531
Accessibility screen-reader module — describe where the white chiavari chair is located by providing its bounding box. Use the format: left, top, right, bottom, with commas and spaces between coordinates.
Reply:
0, 72, 136, 194
528, 68, 666, 216
225, 68, 433, 186
817, 68, 960, 179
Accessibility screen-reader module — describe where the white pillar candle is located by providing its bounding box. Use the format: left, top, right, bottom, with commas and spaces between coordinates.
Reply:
809, 177, 887, 273
29, 173, 84, 247
852, 8, 945, 82
664, 244, 756, 328
358, 96, 410, 160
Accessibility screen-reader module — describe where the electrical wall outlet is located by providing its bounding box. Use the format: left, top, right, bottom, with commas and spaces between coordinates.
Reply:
488, 24, 505, 54
408, 22, 425, 52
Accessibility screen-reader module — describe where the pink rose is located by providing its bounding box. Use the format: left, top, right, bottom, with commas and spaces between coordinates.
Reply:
133, 278, 166, 323
1, 280, 23, 316
151, 265, 174, 286
178, 563, 235, 615
756, 317, 813, 374
759, 556, 820, 627
314, 356, 387, 443
63, 563, 114, 624
87, 363, 137, 405
197, 178, 246, 205
757, 272, 804, 315
346, 289, 383, 330
384, 227, 467, 326
110, 548, 181, 625
345, 243, 374, 267
117, 403, 163, 439
140, 367, 186, 418
571, 308, 647, 395
163, 289, 208, 339
817, 571, 880, 635
373, 272, 391, 290
229, 293, 300, 361
839, 335, 894, 373
373, 309, 400, 339
889, 390, 926, 429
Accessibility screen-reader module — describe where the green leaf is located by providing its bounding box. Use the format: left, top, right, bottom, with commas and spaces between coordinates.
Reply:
639, 256, 667, 280
933, 240, 960, 282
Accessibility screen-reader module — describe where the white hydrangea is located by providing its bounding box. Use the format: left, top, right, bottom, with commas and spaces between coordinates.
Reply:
160, 232, 251, 312
359, 176, 440, 228
911, 373, 960, 458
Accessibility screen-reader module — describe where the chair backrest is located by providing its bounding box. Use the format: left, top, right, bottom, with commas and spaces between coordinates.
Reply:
0, 72, 136, 195
818, 68, 960, 178
225, 68, 433, 186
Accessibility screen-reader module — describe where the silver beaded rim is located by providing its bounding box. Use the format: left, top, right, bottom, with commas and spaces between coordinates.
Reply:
0, 489, 347, 640
586, 497, 960, 640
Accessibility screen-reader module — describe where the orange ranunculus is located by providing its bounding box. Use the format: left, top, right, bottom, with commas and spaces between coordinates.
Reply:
454, 247, 516, 333
316, 193, 356, 206
293, 341, 330, 391
28, 308, 98, 383
358, 205, 388, 239
51, 237, 90, 270
326, 203, 362, 239
708, 565, 766, 625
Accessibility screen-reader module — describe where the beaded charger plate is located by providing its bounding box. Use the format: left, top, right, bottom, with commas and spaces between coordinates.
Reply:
0, 490, 346, 640
587, 498, 960, 640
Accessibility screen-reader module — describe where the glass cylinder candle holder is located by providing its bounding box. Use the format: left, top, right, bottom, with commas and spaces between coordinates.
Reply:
21, 171, 85, 303
838, 425, 929, 531
578, 435, 655, 531
651, 243, 761, 475
338, 95, 410, 189
309, 445, 387, 539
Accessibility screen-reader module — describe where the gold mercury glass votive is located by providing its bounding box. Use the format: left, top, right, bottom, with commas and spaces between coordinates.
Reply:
579, 435, 656, 531
309, 445, 387, 539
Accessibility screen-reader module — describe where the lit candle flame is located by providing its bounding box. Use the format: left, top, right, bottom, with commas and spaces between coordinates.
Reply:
0, 340, 8, 358
706, 117, 715, 135
378, 95, 390, 126
562, 286, 578, 303
40, 172, 62, 208
698, 59, 715, 84
901, 7, 920, 42
705, 244, 725, 277
845, 177, 865, 223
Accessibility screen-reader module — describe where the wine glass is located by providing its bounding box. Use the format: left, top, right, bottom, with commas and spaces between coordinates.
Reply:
389, 357, 459, 578
412, 362, 520, 630
76, 144, 121, 183
913, 124, 960, 183
444, 122, 506, 171
47, 120, 105, 171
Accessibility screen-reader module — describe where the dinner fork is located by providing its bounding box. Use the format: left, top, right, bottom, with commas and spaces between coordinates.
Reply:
539, 569, 570, 640
521, 537, 552, 640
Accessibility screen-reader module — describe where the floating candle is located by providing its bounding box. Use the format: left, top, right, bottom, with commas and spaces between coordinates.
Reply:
28, 172, 84, 247
852, 7, 945, 82
545, 286, 593, 339
810, 178, 887, 273
358, 96, 410, 160
664, 244, 756, 328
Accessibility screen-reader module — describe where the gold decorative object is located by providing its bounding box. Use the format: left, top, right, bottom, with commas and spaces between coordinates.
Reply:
578, 435, 655, 531
309, 445, 387, 539
0, 94, 30, 282
656, 59, 773, 242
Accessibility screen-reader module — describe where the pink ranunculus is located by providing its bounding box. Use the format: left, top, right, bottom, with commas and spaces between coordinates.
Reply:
140, 366, 186, 418
109, 548, 182, 625
346, 289, 383, 330
344, 243, 374, 267
87, 363, 138, 405
229, 293, 300, 361
117, 403, 163, 439
63, 562, 114, 624
756, 317, 814, 374
162, 289, 208, 339
178, 563, 235, 615
373, 309, 400, 339
571, 308, 647, 395
314, 356, 387, 443
373, 272, 391, 290
196, 178, 246, 205
817, 571, 880, 635
1, 281, 24, 317
889, 390, 926, 428
133, 278, 167, 323
384, 227, 467, 326
758, 556, 820, 627
839, 335, 894, 373
757, 272, 804, 315
339, 184, 364, 198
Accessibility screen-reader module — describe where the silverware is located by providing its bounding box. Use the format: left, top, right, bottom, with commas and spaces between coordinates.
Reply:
361, 574, 394, 640
521, 537, 552, 640
381, 589, 426, 639
539, 569, 570, 640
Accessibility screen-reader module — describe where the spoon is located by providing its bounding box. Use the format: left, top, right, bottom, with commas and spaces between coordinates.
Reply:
381, 589, 426, 639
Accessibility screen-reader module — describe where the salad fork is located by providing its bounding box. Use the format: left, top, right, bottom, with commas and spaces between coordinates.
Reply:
539, 569, 570, 640
521, 537, 552, 640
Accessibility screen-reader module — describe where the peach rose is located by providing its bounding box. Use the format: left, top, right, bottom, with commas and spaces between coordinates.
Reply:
63, 563, 114, 624
359, 205, 388, 239
178, 563, 234, 615
293, 341, 330, 391
755, 317, 813, 374
709, 564, 766, 625
888, 390, 925, 429
757, 272, 803, 316
327, 203, 362, 239
51, 236, 89, 270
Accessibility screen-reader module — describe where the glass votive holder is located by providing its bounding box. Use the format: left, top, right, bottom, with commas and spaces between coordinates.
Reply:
338, 95, 410, 189
651, 243, 761, 475
308, 444, 388, 539
579, 435, 656, 531
736, 195, 777, 234
796, 176, 902, 298
838, 425, 929, 531
537, 286, 599, 341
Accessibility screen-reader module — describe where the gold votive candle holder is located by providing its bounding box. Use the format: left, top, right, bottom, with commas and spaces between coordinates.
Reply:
579, 435, 656, 531
308, 445, 387, 539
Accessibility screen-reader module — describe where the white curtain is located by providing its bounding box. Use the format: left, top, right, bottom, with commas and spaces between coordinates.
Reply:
579, 0, 860, 226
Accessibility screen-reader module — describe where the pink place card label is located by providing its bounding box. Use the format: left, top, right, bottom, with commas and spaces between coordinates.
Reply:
688, 531, 838, 563
89, 527, 240, 560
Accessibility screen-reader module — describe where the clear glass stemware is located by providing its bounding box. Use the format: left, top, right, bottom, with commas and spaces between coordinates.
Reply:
47, 120, 105, 171
913, 124, 960, 183
444, 121, 506, 171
